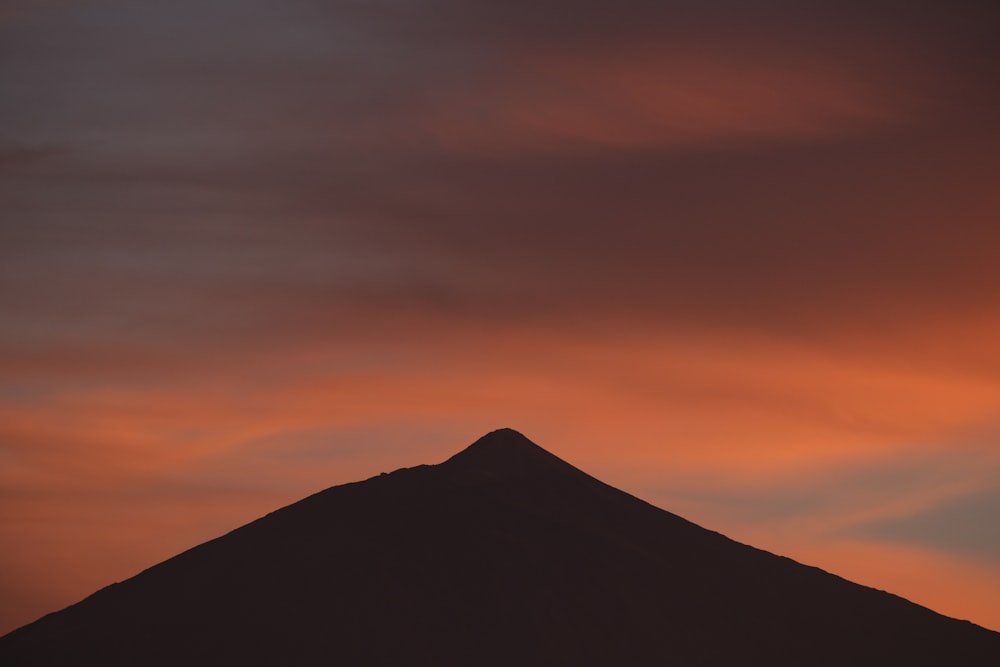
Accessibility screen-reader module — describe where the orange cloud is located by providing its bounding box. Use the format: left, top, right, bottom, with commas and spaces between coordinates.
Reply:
4, 317, 1000, 633
422, 45, 906, 154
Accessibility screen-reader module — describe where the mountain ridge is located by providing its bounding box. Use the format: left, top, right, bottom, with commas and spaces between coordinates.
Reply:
2, 429, 998, 665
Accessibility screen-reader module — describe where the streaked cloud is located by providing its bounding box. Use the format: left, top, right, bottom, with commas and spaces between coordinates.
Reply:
852, 488, 1000, 563
423, 45, 909, 154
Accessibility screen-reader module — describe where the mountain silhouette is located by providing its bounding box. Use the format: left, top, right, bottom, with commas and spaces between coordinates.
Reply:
2, 428, 998, 665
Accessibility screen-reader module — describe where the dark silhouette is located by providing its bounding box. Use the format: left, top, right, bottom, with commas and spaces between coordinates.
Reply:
2, 428, 998, 665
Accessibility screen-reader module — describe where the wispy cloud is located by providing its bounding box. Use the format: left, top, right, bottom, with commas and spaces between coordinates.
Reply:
852, 488, 1000, 563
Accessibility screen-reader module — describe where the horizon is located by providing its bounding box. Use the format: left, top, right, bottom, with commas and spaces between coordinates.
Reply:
3, 0, 1000, 635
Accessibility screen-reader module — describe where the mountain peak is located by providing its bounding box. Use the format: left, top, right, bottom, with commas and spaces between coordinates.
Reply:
469, 427, 536, 449
442, 428, 577, 475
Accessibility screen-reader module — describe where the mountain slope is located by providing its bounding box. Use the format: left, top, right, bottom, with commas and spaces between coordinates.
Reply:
2, 428, 998, 665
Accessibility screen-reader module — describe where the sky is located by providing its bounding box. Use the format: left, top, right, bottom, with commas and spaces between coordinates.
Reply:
2, 0, 1000, 634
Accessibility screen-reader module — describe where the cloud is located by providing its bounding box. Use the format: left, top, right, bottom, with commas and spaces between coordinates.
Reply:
852, 488, 1000, 563
4, 0, 998, 352
420, 46, 906, 155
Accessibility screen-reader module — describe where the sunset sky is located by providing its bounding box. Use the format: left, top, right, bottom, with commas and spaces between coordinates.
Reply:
3, 0, 1000, 634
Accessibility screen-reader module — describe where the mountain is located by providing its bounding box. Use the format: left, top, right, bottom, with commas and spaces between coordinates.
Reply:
2, 428, 998, 665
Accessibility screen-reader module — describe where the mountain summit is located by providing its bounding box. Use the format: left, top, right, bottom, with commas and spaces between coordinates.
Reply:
2, 430, 998, 665
443, 427, 583, 476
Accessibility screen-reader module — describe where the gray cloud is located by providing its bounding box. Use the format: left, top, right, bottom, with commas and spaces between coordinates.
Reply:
852, 488, 1000, 563
2, 0, 999, 361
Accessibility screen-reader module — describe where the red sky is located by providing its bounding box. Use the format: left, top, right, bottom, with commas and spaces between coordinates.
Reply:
2, 0, 1000, 634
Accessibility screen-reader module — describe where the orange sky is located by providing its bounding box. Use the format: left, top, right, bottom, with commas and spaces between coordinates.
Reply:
3, 0, 1000, 635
